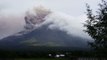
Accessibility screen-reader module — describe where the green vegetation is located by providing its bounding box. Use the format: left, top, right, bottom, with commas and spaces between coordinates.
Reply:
20, 37, 65, 47
15, 58, 68, 60
84, 0, 107, 56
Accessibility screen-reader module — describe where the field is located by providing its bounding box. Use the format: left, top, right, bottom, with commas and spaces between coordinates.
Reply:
15, 58, 68, 60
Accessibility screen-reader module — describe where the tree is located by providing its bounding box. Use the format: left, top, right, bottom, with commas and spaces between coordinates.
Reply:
84, 0, 107, 53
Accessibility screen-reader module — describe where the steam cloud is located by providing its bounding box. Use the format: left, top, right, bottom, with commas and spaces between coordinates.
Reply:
0, 6, 91, 40
24, 6, 91, 39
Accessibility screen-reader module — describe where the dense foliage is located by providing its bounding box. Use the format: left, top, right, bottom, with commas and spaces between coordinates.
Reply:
85, 0, 107, 54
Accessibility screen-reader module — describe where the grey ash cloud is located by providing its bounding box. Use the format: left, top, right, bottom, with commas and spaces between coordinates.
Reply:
0, 0, 100, 40
23, 6, 91, 39
0, 6, 92, 40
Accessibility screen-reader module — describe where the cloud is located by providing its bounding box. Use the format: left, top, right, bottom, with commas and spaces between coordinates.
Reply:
0, 14, 25, 39
0, 0, 101, 16
43, 12, 91, 39
0, 5, 92, 40
24, 6, 52, 30
25, 7, 92, 39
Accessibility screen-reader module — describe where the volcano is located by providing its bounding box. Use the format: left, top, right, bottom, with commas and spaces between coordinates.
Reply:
0, 6, 91, 51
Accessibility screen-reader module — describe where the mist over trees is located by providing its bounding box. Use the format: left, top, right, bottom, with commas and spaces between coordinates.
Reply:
84, 0, 107, 54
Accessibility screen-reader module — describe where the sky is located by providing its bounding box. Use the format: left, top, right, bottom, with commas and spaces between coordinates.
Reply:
0, 0, 101, 16
0, 0, 101, 39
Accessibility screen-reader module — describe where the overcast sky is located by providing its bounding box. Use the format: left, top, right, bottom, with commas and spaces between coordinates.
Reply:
0, 0, 102, 39
0, 0, 101, 16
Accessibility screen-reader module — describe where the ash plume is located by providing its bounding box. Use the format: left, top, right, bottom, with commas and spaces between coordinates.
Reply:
24, 6, 91, 39
0, 6, 91, 40
24, 6, 51, 30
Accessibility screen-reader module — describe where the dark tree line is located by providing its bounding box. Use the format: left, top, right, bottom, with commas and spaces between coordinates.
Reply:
84, 0, 107, 55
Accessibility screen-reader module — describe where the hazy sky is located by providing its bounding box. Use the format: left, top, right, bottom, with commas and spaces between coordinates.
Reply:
0, 0, 101, 39
0, 0, 101, 16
